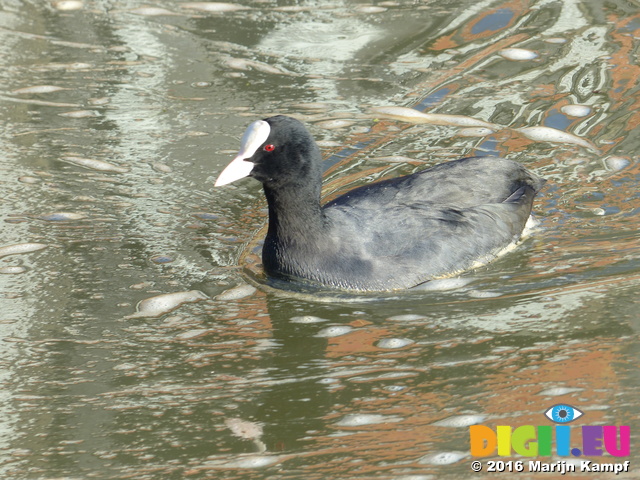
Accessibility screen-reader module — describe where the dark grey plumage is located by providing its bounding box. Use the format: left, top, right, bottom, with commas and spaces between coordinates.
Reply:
219, 115, 545, 291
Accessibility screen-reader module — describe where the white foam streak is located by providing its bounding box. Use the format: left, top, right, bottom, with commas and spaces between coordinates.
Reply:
126, 291, 207, 318
0, 243, 48, 258
370, 106, 494, 128
517, 126, 598, 152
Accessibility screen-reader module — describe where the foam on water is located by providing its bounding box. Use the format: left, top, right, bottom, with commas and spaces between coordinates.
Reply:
538, 387, 584, 396
418, 451, 467, 465
315, 326, 353, 338
0, 243, 47, 258
431, 414, 486, 427
60, 156, 129, 173
517, 126, 598, 151
180, 2, 250, 12
499, 48, 538, 60
376, 338, 415, 349
561, 104, 592, 117
335, 414, 400, 427
370, 106, 494, 128
216, 284, 257, 300
126, 291, 207, 318
290, 315, 329, 323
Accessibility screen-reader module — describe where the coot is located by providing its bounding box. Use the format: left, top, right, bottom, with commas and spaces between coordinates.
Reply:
215, 115, 545, 291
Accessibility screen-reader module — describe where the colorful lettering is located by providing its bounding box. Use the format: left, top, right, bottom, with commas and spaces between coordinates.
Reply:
469, 423, 631, 457
603, 426, 630, 457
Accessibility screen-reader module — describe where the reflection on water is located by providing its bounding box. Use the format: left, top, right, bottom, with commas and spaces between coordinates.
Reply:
1, 0, 639, 478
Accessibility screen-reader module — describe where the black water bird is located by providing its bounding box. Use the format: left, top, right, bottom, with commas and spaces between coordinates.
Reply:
215, 115, 545, 291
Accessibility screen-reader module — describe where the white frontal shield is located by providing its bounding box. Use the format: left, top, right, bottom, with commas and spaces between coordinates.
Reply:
214, 120, 271, 186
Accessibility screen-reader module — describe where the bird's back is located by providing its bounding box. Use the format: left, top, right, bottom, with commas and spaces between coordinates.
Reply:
302, 157, 546, 290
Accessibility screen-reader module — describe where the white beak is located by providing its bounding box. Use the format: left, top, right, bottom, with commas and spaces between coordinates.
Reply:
214, 120, 271, 187
214, 155, 255, 187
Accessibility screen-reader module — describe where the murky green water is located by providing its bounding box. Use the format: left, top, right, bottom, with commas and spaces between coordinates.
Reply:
1, 0, 639, 478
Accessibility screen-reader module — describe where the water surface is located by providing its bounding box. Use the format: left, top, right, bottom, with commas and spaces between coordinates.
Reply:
1, 0, 639, 478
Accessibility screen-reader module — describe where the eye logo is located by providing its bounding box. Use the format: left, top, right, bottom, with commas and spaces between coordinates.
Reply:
544, 404, 583, 424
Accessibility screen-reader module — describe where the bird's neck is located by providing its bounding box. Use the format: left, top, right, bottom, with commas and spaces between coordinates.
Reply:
263, 184, 325, 246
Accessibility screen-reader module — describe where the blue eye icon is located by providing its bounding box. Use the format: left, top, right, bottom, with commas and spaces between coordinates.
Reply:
544, 404, 584, 424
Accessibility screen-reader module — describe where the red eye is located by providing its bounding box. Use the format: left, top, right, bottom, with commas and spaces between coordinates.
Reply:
263, 144, 275, 152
